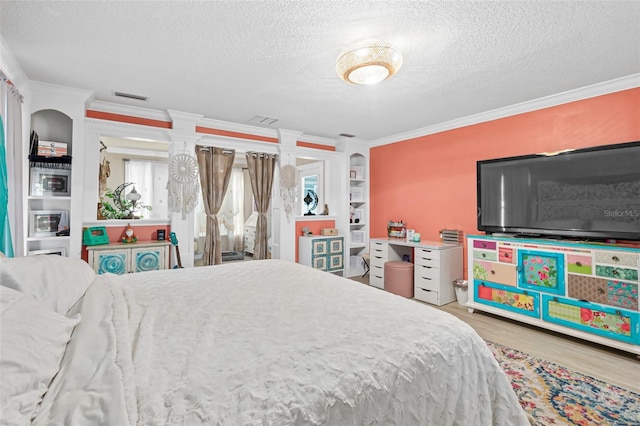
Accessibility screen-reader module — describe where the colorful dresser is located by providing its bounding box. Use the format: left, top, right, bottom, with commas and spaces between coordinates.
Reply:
467, 235, 639, 354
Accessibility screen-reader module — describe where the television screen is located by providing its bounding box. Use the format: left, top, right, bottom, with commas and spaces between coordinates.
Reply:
477, 141, 640, 241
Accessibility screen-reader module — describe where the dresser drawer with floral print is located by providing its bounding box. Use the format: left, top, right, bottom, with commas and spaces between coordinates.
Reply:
542, 295, 639, 345
595, 265, 638, 283
474, 280, 540, 318
568, 275, 638, 311
473, 260, 517, 287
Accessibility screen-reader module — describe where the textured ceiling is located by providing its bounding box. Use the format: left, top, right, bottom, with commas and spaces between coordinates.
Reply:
1, 1, 639, 142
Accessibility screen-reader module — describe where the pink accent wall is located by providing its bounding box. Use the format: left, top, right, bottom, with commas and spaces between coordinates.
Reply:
370, 88, 640, 278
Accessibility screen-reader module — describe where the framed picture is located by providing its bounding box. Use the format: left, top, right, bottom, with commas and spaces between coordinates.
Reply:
29, 210, 69, 237
350, 187, 364, 202
28, 247, 67, 256
350, 166, 364, 179
351, 230, 365, 244
30, 167, 71, 196
349, 170, 357, 179
353, 208, 364, 223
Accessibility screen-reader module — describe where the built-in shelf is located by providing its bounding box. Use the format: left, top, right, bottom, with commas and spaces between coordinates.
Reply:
26, 236, 71, 242
295, 215, 338, 222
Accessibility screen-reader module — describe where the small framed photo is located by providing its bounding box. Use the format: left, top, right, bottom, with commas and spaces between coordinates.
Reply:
29, 210, 69, 237
30, 167, 71, 196
351, 230, 365, 244
350, 188, 364, 202
350, 166, 364, 179
28, 248, 67, 256
353, 208, 364, 223
349, 170, 357, 179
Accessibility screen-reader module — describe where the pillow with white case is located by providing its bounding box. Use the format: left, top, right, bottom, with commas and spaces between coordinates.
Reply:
0, 286, 80, 424
0, 255, 95, 315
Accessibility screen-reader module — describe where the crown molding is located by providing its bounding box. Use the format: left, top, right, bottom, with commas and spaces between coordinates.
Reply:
197, 116, 279, 139
370, 74, 640, 147
0, 35, 29, 91
88, 99, 172, 122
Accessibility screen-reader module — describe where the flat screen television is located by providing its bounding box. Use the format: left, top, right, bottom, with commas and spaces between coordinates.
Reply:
477, 141, 640, 241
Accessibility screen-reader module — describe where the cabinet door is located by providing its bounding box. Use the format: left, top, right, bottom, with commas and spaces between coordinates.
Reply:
132, 247, 164, 272
517, 249, 565, 295
311, 239, 328, 256
328, 237, 343, 254
328, 254, 343, 271
95, 250, 129, 275
327, 237, 343, 271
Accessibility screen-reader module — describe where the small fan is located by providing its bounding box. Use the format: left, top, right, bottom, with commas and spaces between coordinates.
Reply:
303, 189, 318, 216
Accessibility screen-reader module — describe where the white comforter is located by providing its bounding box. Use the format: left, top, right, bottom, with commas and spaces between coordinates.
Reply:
34, 259, 528, 425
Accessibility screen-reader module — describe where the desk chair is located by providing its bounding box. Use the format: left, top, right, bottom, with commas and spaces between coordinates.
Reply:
361, 253, 370, 277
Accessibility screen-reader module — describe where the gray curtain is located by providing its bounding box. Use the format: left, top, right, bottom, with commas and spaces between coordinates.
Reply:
196, 146, 235, 265
246, 152, 277, 260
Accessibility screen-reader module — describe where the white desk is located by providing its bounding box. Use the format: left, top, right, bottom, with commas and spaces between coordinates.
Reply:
369, 238, 463, 306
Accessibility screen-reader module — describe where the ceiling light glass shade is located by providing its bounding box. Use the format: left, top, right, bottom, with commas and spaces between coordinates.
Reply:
336, 42, 403, 85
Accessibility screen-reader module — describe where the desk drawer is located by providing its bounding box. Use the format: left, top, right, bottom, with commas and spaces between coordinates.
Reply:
415, 287, 440, 305
370, 273, 384, 289
415, 263, 440, 280
415, 274, 439, 292
370, 264, 384, 277
370, 255, 387, 268
370, 242, 388, 257
415, 250, 440, 268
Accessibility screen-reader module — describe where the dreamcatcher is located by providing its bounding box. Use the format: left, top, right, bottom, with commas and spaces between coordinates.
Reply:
167, 153, 199, 220
280, 164, 299, 223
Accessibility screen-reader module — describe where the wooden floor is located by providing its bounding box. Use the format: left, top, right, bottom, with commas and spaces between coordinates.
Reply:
350, 275, 640, 392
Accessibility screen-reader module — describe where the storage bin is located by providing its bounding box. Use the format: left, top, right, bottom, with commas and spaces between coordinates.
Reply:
384, 261, 414, 298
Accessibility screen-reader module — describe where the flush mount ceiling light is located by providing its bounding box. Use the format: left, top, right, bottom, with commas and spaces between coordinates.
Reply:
336, 41, 403, 85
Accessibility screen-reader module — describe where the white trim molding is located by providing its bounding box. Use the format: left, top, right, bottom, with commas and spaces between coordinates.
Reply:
370, 74, 640, 147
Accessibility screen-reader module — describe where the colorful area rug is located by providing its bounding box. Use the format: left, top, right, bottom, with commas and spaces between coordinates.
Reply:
486, 341, 640, 425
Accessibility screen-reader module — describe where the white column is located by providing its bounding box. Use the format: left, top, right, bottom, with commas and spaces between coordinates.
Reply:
275, 129, 302, 262
166, 110, 203, 268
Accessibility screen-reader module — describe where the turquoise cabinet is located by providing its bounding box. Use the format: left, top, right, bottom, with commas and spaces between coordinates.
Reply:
87, 241, 171, 274
299, 236, 344, 274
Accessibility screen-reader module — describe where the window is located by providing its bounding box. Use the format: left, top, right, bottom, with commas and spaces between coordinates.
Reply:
124, 159, 168, 219
298, 161, 324, 216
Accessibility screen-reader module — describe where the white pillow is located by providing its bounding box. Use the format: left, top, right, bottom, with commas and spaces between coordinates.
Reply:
1, 286, 80, 424
0, 255, 95, 315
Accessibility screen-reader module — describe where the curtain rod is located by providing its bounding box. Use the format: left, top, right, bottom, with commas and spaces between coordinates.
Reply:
246, 152, 278, 158
197, 146, 235, 155
0, 69, 24, 104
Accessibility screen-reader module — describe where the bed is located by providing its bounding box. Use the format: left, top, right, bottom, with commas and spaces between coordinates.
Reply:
1, 255, 528, 425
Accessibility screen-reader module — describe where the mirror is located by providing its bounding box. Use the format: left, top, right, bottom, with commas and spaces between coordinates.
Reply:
296, 157, 324, 216
98, 136, 169, 220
